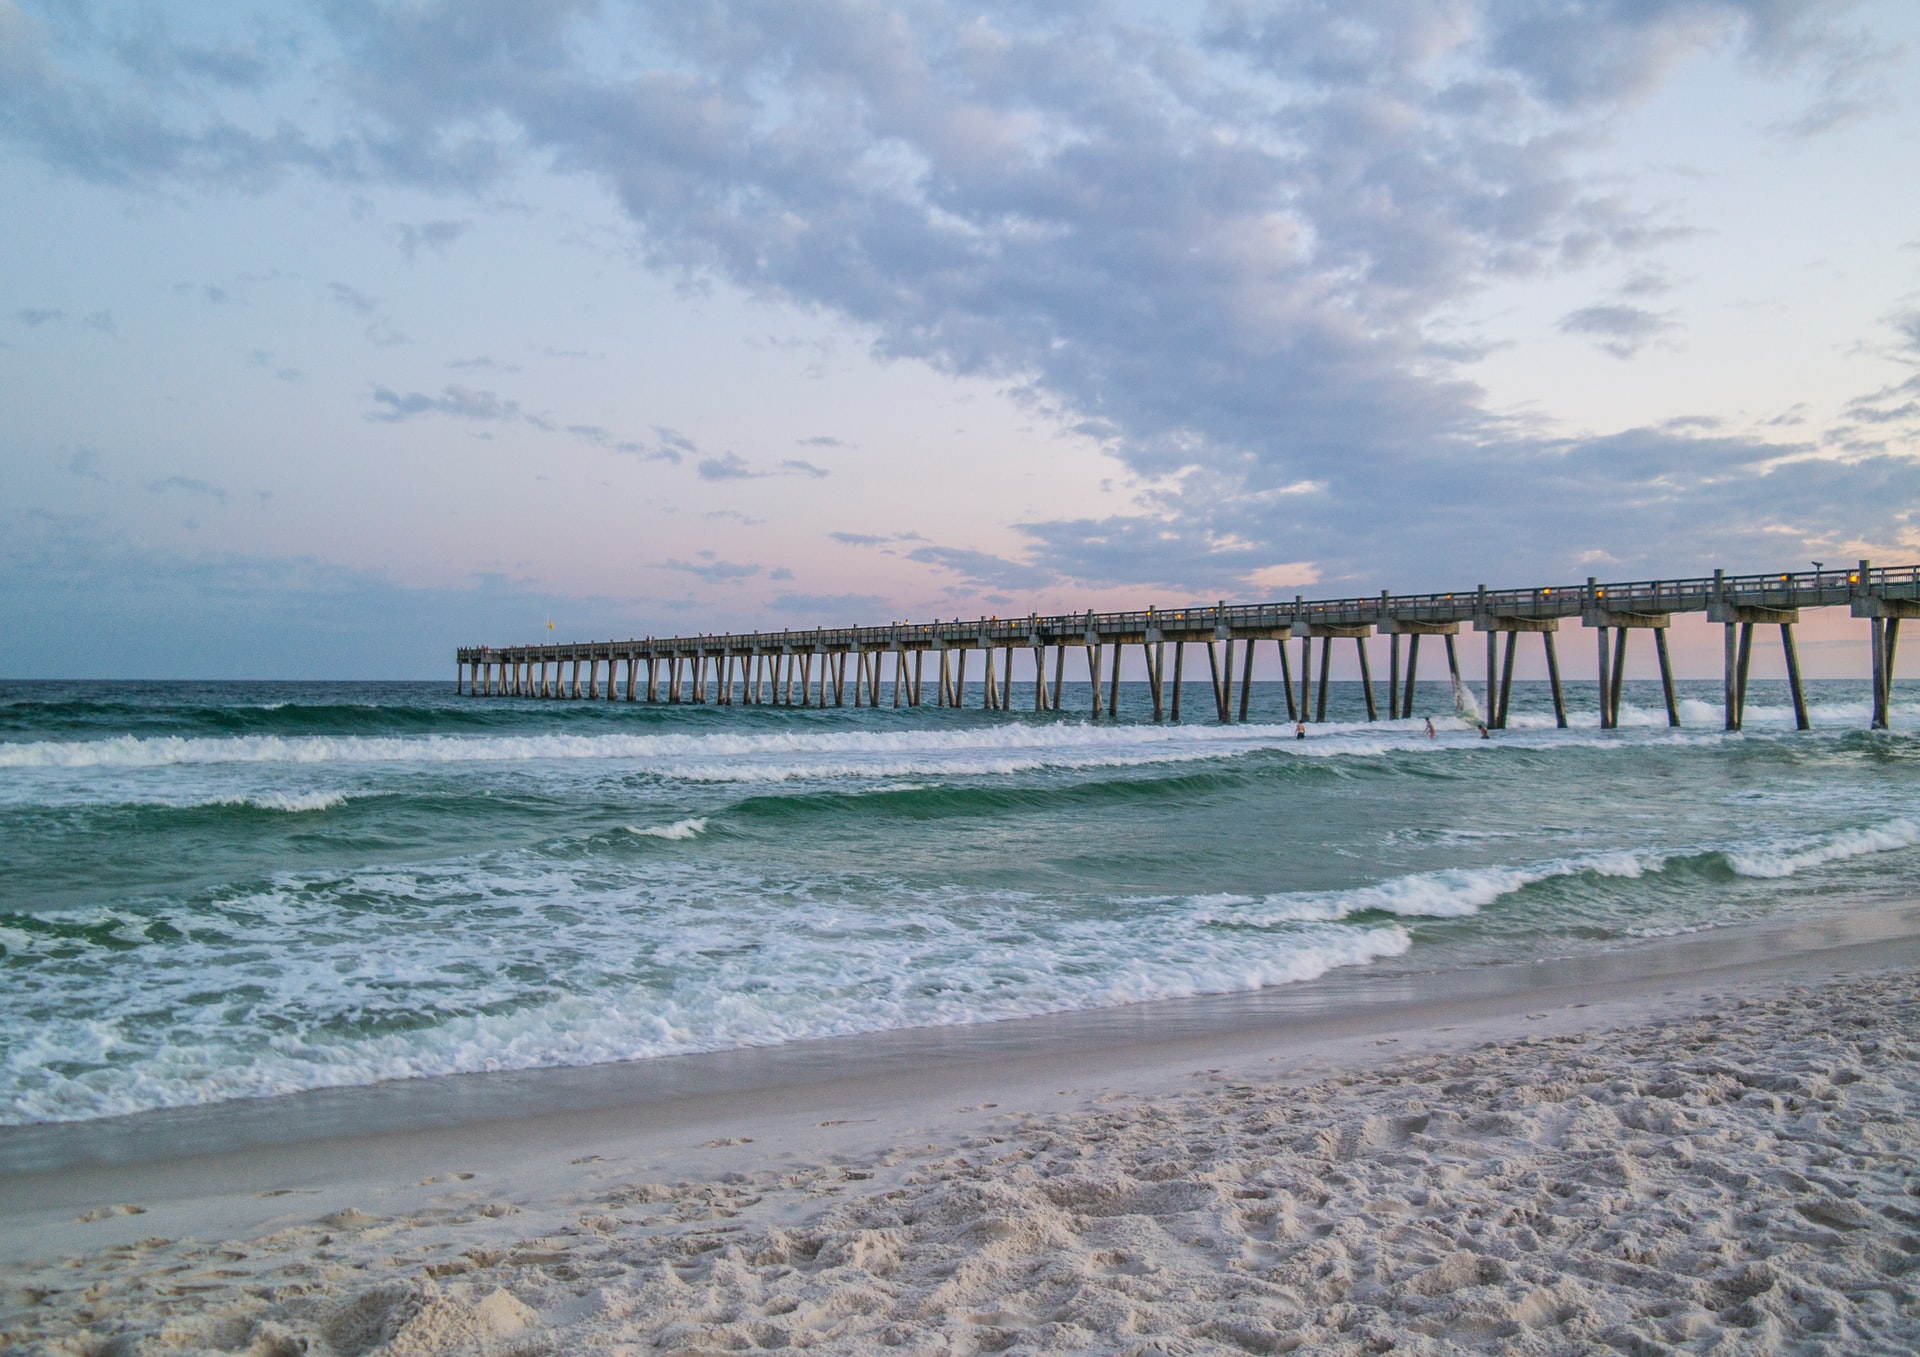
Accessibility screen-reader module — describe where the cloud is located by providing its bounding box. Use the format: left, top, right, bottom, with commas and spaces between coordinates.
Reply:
769, 591, 888, 617
1558, 304, 1678, 359
0, 511, 667, 679
696, 452, 757, 481
906, 545, 1057, 592
830, 531, 889, 546
328, 282, 379, 315
661, 556, 761, 582
146, 475, 227, 504
697, 452, 832, 480
645, 426, 698, 464
390, 218, 470, 259
17, 308, 63, 326
297, 0, 1863, 587
249, 348, 302, 382
369, 384, 519, 423
365, 383, 691, 462
2, 0, 1909, 603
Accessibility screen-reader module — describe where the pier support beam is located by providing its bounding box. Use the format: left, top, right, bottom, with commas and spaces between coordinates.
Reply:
1485, 623, 1497, 728
1039, 643, 1053, 713
1652, 630, 1678, 727
1544, 632, 1566, 728
1087, 641, 1103, 717
1497, 631, 1517, 729
1357, 636, 1378, 722
1780, 625, 1808, 730
1882, 620, 1902, 729
1298, 634, 1312, 723
1170, 642, 1185, 721
1610, 628, 1627, 729
1239, 636, 1256, 722
1052, 644, 1065, 712
1597, 627, 1613, 729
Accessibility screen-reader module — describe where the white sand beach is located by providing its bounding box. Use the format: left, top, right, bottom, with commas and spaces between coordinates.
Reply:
4, 919, 1917, 1356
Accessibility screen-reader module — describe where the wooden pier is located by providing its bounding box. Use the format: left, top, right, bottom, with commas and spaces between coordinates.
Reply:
458, 560, 1918, 730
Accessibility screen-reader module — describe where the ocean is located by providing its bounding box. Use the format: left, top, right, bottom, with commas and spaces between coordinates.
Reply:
3, 676, 1916, 1128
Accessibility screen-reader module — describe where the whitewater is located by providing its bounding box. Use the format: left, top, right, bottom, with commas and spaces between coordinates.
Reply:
3, 675, 1918, 1126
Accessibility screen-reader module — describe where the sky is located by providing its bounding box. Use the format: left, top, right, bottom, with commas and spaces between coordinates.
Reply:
3, 0, 1918, 679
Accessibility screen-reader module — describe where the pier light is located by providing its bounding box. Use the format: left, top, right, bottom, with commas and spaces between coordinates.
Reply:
1850, 572, 1859, 583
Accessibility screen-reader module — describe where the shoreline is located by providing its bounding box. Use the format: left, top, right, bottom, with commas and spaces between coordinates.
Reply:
7, 903, 1919, 1185
4, 907, 1917, 1244
3, 907, 1915, 1353
4, 909, 1916, 1352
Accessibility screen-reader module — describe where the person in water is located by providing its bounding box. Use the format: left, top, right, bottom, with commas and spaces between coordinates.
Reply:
1424, 717, 1436, 738
1478, 722, 1491, 739
1295, 722, 1306, 739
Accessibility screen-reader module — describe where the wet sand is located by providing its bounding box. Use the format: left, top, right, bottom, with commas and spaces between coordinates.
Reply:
4, 911, 1918, 1355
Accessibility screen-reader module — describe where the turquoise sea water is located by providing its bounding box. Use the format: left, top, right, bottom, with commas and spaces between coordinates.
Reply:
2, 677, 1917, 1126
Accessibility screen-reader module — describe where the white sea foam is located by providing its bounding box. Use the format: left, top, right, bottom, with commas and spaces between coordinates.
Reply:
216, 791, 348, 813
628, 816, 709, 840
1725, 817, 1920, 878
1189, 850, 1664, 927
2, 692, 1912, 783
0, 849, 1411, 1123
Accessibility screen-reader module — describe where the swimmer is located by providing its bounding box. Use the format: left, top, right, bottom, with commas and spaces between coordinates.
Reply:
1295, 721, 1307, 739
1424, 717, 1436, 738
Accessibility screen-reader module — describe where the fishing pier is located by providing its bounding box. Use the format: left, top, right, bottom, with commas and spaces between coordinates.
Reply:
458, 560, 1918, 731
